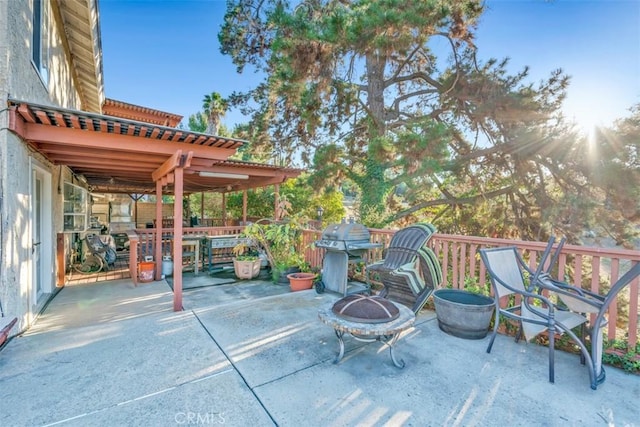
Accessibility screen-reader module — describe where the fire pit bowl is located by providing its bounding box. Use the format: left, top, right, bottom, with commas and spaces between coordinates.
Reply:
332, 294, 400, 323
433, 289, 495, 339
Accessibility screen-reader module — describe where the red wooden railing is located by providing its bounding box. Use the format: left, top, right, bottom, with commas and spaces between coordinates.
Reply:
426, 234, 640, 348
129, 226, 639, 347
302, 229, 640, 348
128, 226, 245, 285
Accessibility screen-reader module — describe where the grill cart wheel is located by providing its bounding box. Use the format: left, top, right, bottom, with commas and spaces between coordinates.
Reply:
315, 280, 326, 294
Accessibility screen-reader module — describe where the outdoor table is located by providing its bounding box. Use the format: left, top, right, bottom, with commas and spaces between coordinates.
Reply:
318, 301, 415, 368
204, 235, 252, 272
182, 235, 204, 275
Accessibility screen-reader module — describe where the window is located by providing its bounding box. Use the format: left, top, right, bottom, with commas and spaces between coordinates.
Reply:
32, 0, 50, 85
63, 182, 88, 232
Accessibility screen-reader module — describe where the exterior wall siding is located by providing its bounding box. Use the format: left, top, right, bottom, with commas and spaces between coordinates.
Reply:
0, 0, 89, 334
2, 132, 35, 328
3, 0, 81, 108
0, 0, 9, 104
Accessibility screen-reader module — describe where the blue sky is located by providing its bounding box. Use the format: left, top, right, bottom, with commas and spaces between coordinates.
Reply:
99, 0, 640, 131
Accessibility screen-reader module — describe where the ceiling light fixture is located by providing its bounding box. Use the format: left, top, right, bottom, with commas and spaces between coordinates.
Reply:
198, 171, 249, 180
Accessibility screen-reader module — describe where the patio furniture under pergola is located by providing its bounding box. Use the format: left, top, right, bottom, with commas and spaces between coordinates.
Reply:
8, 99, 301, 311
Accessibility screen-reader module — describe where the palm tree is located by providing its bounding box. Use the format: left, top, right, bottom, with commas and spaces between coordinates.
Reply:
187, 112, 207, 133
202, 92, 228, 135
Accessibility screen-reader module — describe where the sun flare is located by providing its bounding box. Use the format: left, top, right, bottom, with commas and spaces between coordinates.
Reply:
562, 88, 620, 137
564, 105, 603, 137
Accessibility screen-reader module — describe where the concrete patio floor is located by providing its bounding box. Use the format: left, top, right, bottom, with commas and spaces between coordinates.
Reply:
0, 275, 638, 427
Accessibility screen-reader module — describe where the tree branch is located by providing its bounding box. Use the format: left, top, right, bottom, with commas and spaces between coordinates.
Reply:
389, 89, 440, 118
387, 45, 422, 83
386, 71, 443, 90
392, 186, 515, 219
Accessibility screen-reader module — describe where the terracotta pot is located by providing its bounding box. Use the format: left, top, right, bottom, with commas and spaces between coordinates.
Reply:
287, 272, 317, 292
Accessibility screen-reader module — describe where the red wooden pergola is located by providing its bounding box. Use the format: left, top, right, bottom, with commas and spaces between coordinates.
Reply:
8, 99, 301, 311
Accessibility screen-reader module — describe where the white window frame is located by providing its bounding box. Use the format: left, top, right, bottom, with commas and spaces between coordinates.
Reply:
32, 0, 50, 86
63, 182, 89, 233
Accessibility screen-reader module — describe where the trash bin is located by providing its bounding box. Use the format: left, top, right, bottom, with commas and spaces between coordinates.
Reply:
138, 261, 155, 282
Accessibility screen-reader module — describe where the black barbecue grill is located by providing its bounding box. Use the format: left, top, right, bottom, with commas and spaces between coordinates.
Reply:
315, 222, 382, 295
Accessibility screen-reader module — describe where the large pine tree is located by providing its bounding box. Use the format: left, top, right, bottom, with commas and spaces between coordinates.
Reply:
219, 0, 637, 244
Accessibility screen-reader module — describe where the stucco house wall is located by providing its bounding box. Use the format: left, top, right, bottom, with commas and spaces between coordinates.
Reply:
0, 0, 94, 333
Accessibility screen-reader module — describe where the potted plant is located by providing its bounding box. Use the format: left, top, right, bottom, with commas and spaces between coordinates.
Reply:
287, 265, 317, 292
231, 241, 261, 280
240, 216, 310, 284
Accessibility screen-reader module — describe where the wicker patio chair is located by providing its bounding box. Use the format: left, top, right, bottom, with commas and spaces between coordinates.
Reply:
366, 223, 443, 314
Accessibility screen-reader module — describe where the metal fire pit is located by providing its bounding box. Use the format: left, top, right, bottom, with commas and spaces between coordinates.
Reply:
315, 221, 382, 295
332, 294, 400, 323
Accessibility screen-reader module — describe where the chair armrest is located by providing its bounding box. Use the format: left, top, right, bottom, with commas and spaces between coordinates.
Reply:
535, 274, 604, 313
366, 261, 384, 272
536, 274, 603, 300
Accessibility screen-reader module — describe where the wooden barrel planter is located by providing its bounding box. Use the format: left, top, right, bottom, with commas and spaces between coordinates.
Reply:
433, 289, 495, 339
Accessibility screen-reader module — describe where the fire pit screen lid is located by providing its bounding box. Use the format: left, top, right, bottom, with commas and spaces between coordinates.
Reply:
332, 294, 400, 323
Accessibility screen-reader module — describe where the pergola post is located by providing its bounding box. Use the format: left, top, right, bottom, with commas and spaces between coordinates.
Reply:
274, 184, 280, 220
242, 190, 248, 224
222, 192, 227, 226
200, 191, 205, 224
173, 167, 184, 311
152, 149, 192, 312
154, 180, 163, 280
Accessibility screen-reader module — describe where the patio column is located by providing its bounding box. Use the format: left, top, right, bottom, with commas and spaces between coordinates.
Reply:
242, 190, 247, 224
222, 192, 227, 226
152, 149, 192, 312
154, 180, 163, 280
173, 167, 184, 311
200, 192, 205, 223
274, 184, 280, 220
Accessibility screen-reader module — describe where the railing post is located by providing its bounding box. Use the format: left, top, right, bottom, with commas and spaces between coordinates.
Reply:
128, 230, 139, 286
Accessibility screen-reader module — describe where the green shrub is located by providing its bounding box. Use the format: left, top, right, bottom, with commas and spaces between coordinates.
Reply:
603, 339, 640, 374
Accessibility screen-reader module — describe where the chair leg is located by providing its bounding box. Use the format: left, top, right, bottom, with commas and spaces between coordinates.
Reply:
592, 328, 606, 388
486, 312, 500, 353
515, 322, 523, 343
579, 323, 586, 365
548, 326, 555, 383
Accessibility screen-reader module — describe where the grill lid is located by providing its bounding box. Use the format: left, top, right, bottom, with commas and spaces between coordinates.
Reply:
321, 223, 370, 241
332, 294, 400, 323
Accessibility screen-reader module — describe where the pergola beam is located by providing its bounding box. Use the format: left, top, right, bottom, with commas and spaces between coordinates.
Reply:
20, 121, 235, 160
152, 150, 193, 182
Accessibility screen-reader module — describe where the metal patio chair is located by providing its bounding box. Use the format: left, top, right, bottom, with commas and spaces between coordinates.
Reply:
366, 223, 443, 314
531, 241, 640, 389
479, 245, 594, 387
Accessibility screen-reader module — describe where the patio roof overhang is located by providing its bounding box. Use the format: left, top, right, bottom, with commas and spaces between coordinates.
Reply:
7, 99, 302, 194
53, 0, 104, 112
102, 98, 183, 127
